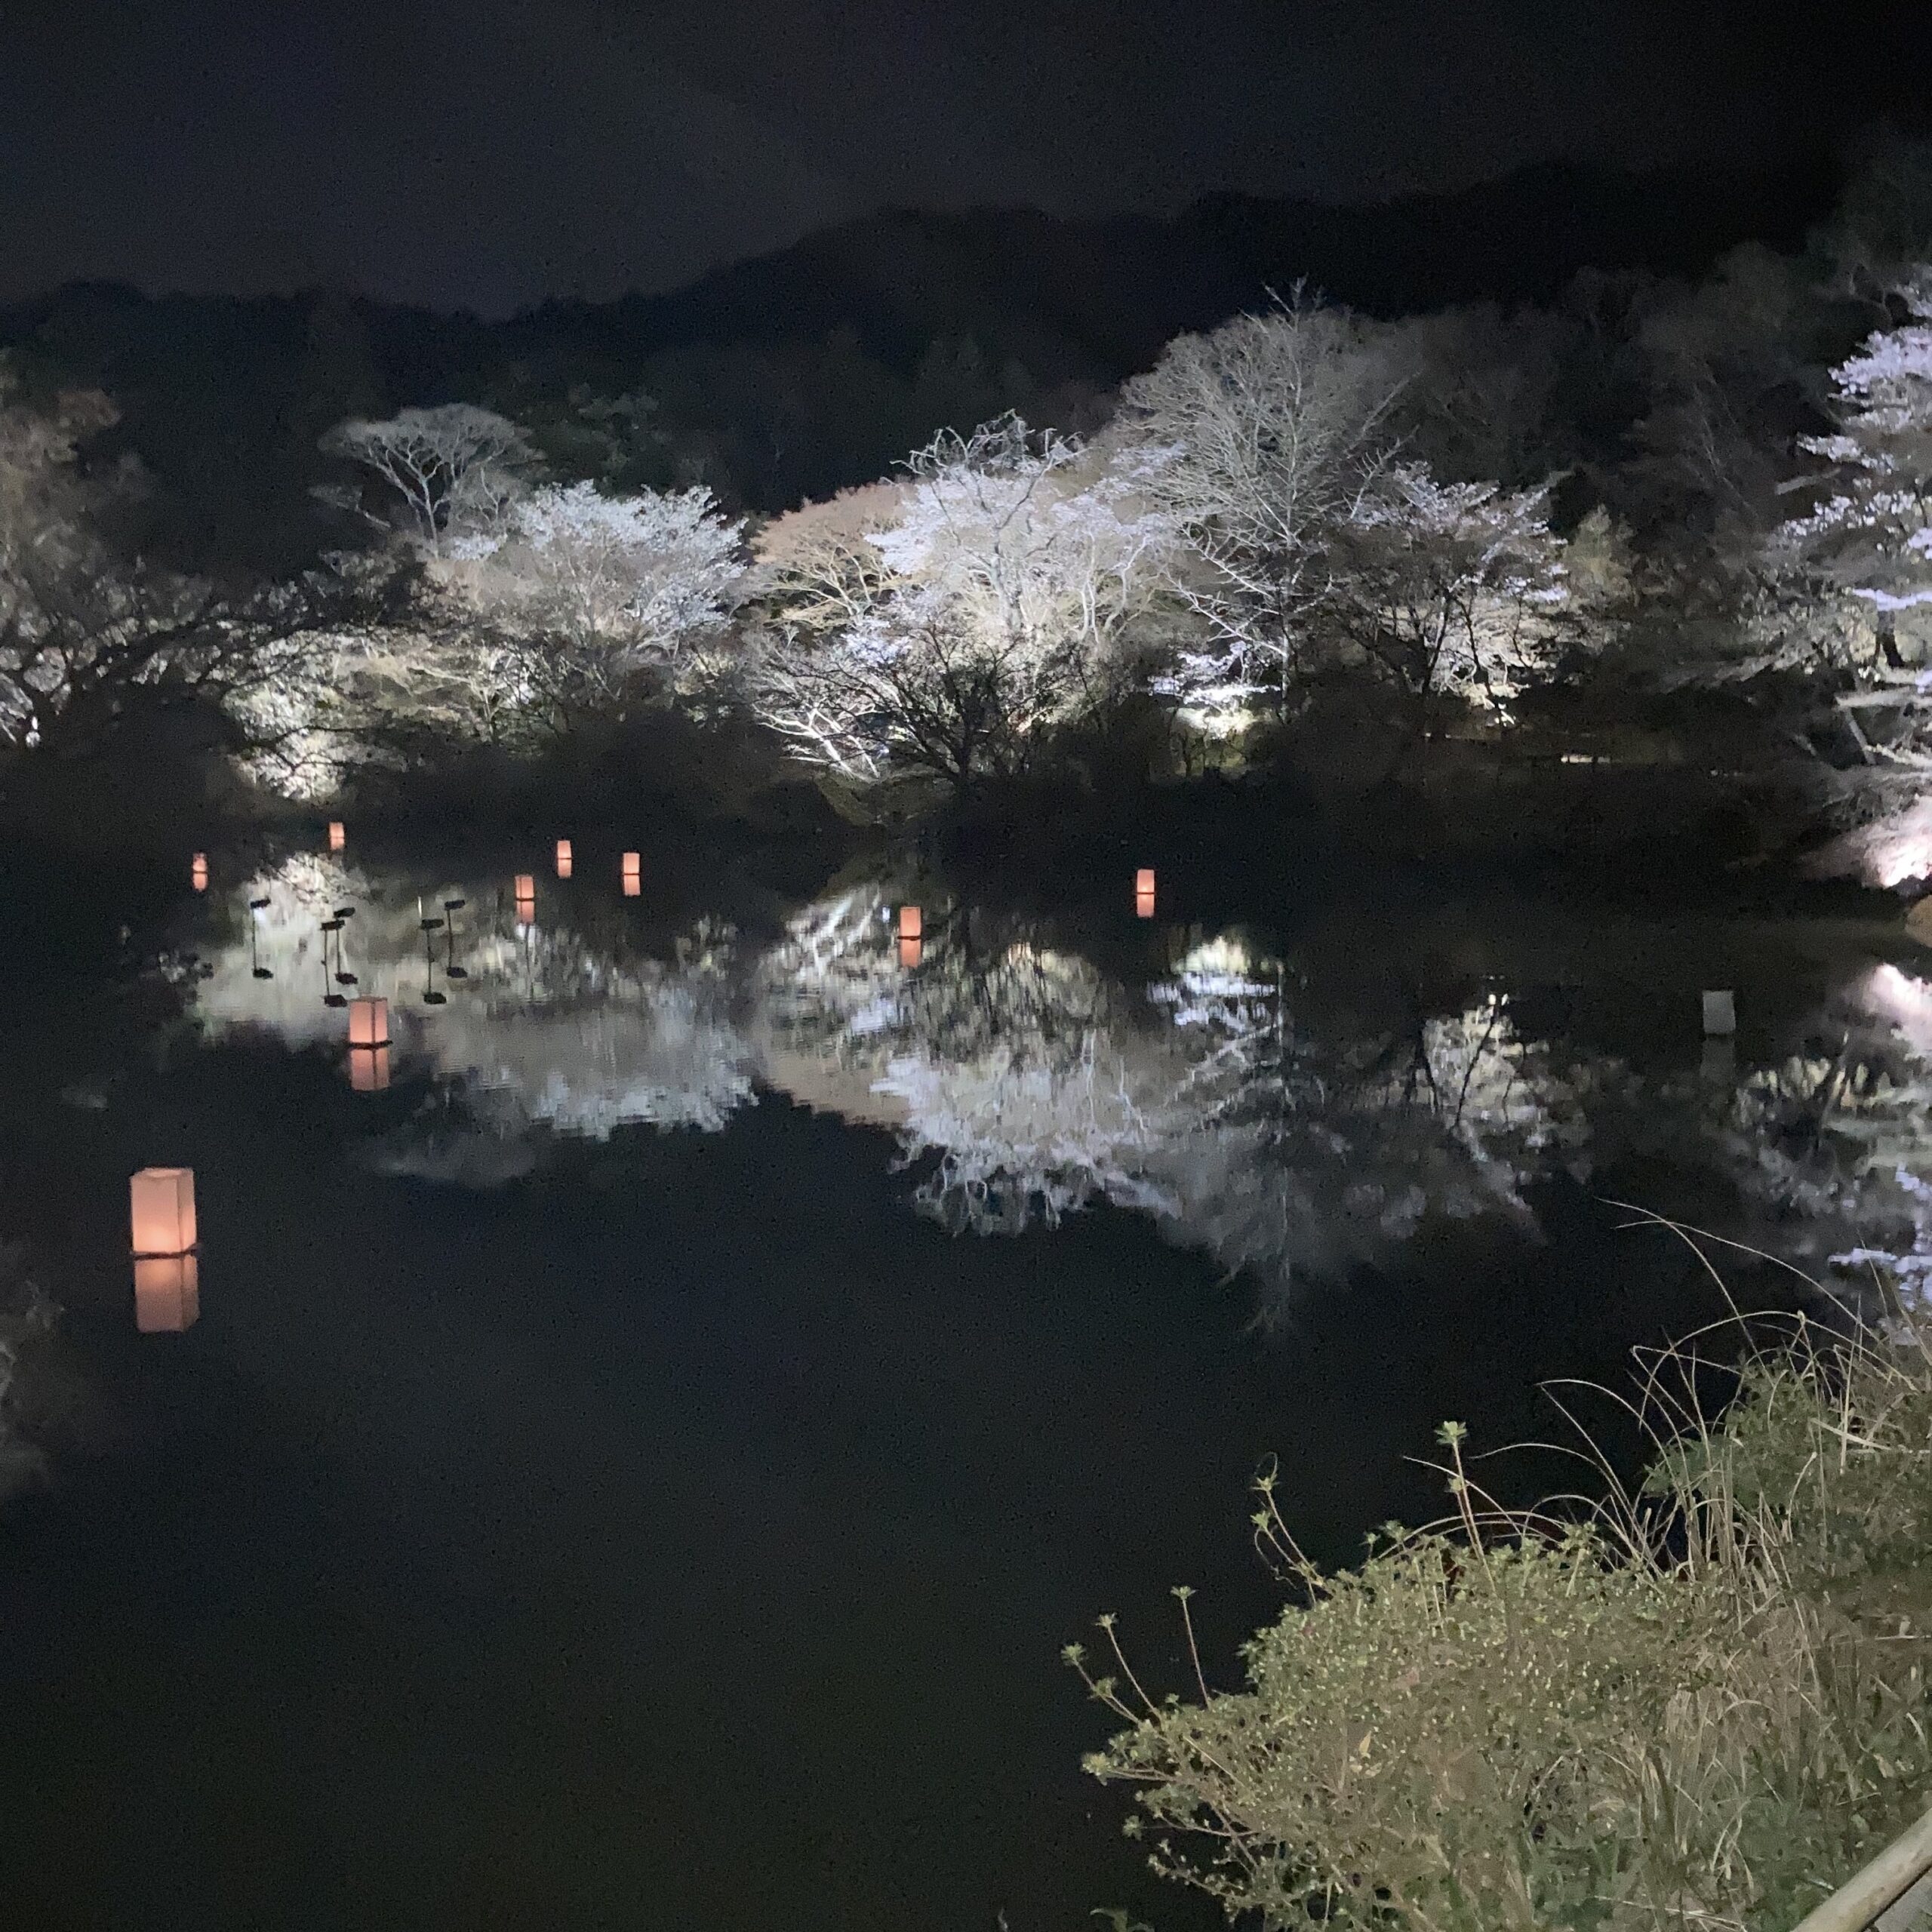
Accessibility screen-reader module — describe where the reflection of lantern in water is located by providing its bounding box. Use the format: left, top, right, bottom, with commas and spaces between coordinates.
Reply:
622, 851, 641, 897
328, 820, 346, 852
347, 997, 390, 1048
898, 906, 922, 941
131, 1166, 198, 1257
1134, 868, 1155, 918
191, 853, 209, 892
898, 934, 923, 969
349, 1044, 392, 1093
134, 1253, 200, 1333
555, 839, 573, 878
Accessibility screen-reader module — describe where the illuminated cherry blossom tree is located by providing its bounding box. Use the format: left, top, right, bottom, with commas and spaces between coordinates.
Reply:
748, 415, 1176, 791
321, 404, 536, 555
1120, 291, 1407, 728
457, 479, 746, 713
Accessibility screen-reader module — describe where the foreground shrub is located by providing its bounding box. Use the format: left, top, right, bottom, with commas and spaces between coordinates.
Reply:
1075, 1308, 1932, 1930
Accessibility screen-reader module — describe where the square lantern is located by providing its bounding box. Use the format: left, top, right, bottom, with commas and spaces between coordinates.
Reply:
131, 1167, 198, 1257
898, 935, 923, 970
348, 997, 390, 1048
134, 1253, 200, 1333
349, 1044, 392, 1093
898, 906, 922, 941
514, 873, 536, 900
328, 820, 346, 852
1702, 990, 1737, 1037
192, 853, 209, 893
623, 876, 641, 899
555, 839, 574, 878
1135, 868, 1155, 896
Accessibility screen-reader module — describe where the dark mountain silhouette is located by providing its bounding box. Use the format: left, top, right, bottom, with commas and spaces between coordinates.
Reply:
0, 154, 1844, 562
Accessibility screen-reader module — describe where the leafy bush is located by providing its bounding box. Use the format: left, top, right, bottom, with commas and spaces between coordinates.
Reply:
1075, 1302, 1932, 1930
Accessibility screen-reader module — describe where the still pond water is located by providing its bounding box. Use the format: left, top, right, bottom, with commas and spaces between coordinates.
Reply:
3, 837, 1930, 1930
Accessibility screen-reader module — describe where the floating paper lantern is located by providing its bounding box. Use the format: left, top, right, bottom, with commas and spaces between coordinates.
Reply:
514, 873, 536, 900
555, 839, 573, 878
131, 1167, 198, 1257
1135, 868, 1156, 919
134, 1253, 199, 1333
898, 906, 922, 941
191, 853, 209, 892
898, 934, 923, 970
347, 997, 390, 1048
1702, 990, 1737, 1037
328, 820, 346, 852
349, 1044, 392, 1093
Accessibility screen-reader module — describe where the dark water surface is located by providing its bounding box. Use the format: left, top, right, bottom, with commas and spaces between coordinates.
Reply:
2, 838, 1927, 1931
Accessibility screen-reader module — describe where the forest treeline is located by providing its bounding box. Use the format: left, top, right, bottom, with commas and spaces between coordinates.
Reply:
3, 137, 1932, 872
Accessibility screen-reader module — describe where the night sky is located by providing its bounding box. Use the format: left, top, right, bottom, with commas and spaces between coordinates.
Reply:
0, 0, 1921, 315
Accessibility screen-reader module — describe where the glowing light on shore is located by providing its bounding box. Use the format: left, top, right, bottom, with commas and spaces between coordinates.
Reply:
131, 1166, 198, 1257
348, 997, 390, 1048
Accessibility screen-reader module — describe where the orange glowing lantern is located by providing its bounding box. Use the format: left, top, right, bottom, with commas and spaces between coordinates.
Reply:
349, 1044, 392, 1093
328, 820, 346, 852
191, 853, 209, 892
131, 1166, 198, 1257
555, 839, 574, 878
134, 1253, 200, 1333
898, 934, 923, 970
347, 997, 390, 1048
1135, 867, 1156, 918
898, 905, 922, 941
514, 873, 536, 900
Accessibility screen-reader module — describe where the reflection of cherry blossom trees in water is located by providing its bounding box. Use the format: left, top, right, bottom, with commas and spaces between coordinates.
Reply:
184, 856, 1932, 1304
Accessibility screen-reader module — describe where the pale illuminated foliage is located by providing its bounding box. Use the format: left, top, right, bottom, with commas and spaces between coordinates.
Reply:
321, 404, 536, 555
1120, 292, 1407, 724
747, 416, 1177, 789
451, 480, 746, 715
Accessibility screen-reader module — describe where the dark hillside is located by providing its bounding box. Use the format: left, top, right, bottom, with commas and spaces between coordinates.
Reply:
0, 154, 1842, 564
